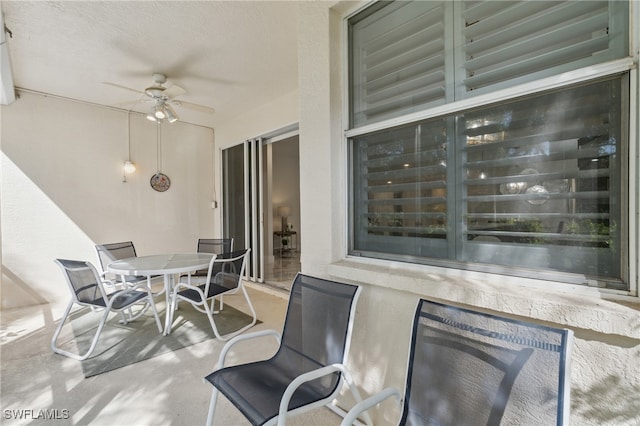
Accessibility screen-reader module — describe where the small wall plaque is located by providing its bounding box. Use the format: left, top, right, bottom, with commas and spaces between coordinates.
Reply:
150, 172, 171, 192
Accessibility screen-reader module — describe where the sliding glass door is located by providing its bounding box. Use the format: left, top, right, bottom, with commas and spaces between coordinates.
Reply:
222, 139, 265, 282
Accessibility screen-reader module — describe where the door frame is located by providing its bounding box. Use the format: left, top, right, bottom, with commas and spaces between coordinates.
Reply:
221, 123, 299, 284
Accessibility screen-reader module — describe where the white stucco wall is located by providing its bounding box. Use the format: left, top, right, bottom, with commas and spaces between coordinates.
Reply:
296, 2, 640, 425
1, 92, 216, 309
213, 89, 299, 152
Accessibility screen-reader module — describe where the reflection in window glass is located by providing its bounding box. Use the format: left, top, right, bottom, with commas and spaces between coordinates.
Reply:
353, 120, 449, 259
351, 77, 625, 287
461, 79, 622, 280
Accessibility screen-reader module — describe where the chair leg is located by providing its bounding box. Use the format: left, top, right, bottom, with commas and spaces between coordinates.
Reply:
205, 286, 257, 341
147, 293, 163, 333
211, 297, 219, 314
118, 299, 151, 323
241, 285, 257, 326
148, 275, 166, 297
203, 297, 226, 340
205, 388, 219, 426
50, 300, 75, 357
51, 302, 111, 361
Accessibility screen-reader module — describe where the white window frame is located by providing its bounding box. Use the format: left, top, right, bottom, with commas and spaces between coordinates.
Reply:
343, 1, 639, 297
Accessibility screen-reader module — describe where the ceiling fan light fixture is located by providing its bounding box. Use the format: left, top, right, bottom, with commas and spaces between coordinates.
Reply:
107, 73, 213, 125
153, 104, 166, 120
164, 103, 178, 123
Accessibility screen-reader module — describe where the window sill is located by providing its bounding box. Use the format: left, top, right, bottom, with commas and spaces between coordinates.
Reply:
328, 258, 640, 339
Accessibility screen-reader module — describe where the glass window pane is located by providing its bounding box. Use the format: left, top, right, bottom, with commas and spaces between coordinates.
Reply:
461, 78, 623, 280
222, 144, 246, 250
351, 118, 449, 259
350, 76, 626, 287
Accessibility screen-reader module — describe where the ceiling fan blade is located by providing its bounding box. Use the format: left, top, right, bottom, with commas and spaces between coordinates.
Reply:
111, 98, 150, 108
102, 82, 145, 95
164, 84, 186, 98
171, 100, 215, 114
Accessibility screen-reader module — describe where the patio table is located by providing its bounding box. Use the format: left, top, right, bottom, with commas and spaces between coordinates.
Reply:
107, 253, 214, 335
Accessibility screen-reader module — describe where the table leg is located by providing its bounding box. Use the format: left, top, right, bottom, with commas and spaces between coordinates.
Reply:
163, 273, 173, 335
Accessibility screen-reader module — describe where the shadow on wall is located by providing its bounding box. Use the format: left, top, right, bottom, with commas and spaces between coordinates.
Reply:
1, 265, 51, 309
572, 374, 640, 424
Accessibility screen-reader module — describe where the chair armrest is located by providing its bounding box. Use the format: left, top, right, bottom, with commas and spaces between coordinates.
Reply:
216, 329, 281, 370
172, 281, 208, 305
100, 276, 117, 287
277, 363, 351, 426
99, 272, 120, 287
340, 387, 402, 426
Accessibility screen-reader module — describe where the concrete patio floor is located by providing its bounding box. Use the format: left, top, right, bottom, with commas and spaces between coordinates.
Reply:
0, 284, 343, 425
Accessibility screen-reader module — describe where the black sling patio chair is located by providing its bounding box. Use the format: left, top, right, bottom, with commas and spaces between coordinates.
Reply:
198, 238, 234, 254
95, 241, 161, 293
181, 238, 234, 283
204, 273, 372, 426
168, 249, 256, 340
341, 298, 573, 426
51, 259, 162, 361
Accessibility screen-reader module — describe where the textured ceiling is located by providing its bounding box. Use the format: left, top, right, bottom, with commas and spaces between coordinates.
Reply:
1, 1, 299, 128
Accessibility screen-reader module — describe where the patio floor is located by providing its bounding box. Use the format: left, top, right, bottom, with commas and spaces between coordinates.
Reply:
0, 284, 342, 425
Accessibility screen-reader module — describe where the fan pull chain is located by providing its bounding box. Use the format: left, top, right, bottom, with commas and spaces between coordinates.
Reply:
156, 121, 162, 172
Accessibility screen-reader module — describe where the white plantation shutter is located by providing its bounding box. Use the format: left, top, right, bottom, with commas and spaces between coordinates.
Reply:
460, 1, 625, 95
350, 1, 448, 127
350, 1, 628, 127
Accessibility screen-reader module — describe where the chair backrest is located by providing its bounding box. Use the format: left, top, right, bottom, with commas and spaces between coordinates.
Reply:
95, 241, 137, 271
55, 259, 106, 307
401, 299, 573, 426
198, 238, 233, 255
276, 274, 360, 396
205, 249, 249, 292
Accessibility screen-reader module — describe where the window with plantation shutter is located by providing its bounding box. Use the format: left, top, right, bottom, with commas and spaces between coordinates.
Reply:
348, 1, 631, 290
460, 1, 628, 95
350, 1, 448, 127
349, 1, 628, 126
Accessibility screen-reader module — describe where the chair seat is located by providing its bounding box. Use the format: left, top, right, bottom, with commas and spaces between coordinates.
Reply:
87, 289, 149, 309
205, 355, 333, 426
108, 289, 149, 310
177, 283, 232, 302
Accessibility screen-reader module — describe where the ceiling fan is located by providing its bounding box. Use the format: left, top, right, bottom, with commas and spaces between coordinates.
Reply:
105, 73, 215, 123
